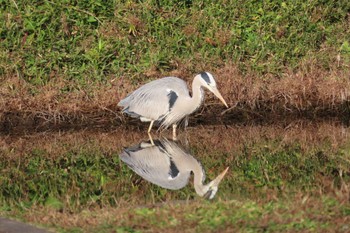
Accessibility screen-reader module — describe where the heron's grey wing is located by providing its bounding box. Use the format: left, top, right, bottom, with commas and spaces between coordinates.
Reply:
118, 77, 190, 121
162, 139, 206, 183
120, 141, 191, 190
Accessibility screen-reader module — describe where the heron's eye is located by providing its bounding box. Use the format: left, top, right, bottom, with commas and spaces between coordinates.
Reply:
200, 72, 211, 84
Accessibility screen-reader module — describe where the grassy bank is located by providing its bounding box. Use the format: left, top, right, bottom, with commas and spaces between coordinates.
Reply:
1, 1, 350, 128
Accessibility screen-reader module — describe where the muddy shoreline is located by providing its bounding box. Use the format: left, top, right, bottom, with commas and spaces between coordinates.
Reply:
1, 104, 350, 136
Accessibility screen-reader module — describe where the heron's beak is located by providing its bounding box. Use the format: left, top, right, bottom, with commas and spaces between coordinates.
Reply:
212, 88, 228, 108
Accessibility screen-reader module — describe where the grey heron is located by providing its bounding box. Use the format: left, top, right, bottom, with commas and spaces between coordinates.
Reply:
118, 72, 228, 139
120, 138, 229, 199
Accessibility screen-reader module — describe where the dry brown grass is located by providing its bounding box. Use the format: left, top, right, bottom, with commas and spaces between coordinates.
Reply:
1, 65, 350, 134
216, 64, 350, 116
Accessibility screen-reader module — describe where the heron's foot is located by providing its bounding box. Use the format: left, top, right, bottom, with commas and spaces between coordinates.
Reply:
172, 124, 178, 141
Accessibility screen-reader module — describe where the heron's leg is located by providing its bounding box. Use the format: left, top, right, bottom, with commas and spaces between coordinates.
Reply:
172, 124, 177, 141
148, 132, 154, 145
148, 121, 154, 133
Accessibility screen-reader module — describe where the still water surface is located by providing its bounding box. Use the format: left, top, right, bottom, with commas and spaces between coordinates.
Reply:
1, 120, 350, 207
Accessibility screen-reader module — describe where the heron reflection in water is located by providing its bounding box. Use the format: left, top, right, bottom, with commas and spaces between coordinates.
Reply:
120, 138, 229, 199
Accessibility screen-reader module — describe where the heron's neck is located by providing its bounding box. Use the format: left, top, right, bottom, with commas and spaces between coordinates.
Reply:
190, 77, 204, 113
193, 162, 208, 197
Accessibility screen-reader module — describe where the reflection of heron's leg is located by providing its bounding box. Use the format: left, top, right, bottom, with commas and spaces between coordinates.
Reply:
172, 124, 177, 140
183, 117, 189, 147
184, 116, 189, 129
184, 133, 189, 150
148, 132, 154, 145
148, 121, 154, 133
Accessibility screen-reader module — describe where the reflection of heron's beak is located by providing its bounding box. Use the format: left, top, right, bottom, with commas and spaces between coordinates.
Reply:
212, 166, 229, 186
203, 167, 229, 199
212, 88, 228, 108
203, 189, 214, 199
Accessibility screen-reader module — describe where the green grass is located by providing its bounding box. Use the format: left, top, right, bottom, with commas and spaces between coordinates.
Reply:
1, 0, 350, 87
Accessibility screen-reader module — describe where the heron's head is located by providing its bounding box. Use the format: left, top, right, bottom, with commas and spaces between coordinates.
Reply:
196, 72, 228, 108
197, 167, 229, 200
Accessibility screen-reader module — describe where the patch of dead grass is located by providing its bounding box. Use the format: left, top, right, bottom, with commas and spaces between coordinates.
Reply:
216, 64, 350, 114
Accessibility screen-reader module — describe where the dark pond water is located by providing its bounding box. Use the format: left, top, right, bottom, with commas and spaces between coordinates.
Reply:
1, 119, 350, 209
